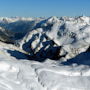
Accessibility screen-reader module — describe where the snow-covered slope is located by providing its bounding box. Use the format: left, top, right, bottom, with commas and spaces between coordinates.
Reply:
0, 41, 90, 90
0, 16, 90, 90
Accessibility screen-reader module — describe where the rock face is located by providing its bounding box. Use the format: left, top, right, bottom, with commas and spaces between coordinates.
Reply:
15, 16, 90, 60
0, 27, 14, 44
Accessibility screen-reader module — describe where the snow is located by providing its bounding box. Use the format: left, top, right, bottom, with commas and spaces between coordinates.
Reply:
0, 51, 90, 90
0, 16, 90, 90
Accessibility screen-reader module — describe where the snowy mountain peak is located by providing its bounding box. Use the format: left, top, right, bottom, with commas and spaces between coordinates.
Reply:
47, 16, 60, 23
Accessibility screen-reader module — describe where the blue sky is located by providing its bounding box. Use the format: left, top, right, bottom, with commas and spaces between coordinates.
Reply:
0, 0, 90, 17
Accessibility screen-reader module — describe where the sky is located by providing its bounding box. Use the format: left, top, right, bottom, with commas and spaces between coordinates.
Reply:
0, 0, 90, 17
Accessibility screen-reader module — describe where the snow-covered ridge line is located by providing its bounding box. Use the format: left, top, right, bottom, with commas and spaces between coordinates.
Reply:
0, 15, 89, 23
0, 16, 90, 60
0, 17, 45, 23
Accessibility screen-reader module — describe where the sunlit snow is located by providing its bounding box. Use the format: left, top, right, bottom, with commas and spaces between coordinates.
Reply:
0, 16, 90, 90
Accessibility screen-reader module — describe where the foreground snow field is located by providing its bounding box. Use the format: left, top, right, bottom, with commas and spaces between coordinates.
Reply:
0, 16, 90, 90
